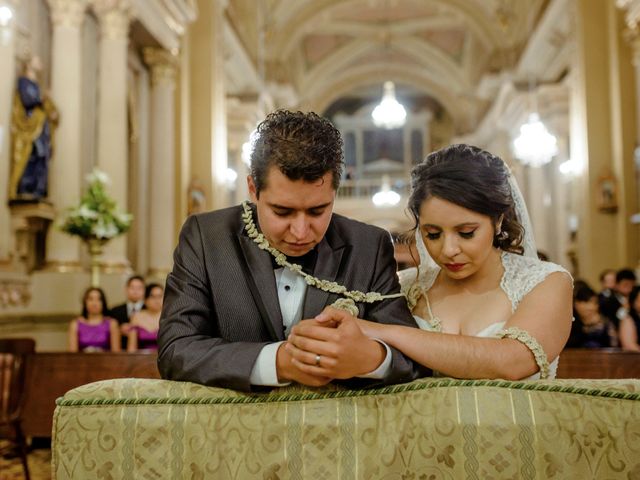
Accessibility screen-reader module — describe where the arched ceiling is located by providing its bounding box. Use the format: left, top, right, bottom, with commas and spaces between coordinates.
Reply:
225, 0, 546, 134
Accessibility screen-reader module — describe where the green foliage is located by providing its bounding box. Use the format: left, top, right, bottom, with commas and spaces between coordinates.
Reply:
60, 169, 132, 240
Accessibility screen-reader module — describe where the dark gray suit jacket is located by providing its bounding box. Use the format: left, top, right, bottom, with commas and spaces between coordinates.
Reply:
157, 204, 423, 391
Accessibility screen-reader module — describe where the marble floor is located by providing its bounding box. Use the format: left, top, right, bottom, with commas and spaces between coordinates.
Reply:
0, 441, 51, 480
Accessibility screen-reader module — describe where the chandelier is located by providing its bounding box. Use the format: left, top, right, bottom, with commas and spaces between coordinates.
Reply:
372, 175, 401, 207
513, 113, 558, 167
372, 81, 406, 129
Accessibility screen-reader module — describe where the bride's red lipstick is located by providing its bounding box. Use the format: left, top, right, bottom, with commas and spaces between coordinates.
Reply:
444, 263, 465, 272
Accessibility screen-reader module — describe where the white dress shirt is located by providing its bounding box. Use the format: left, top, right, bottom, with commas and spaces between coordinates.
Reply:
127, 301, 144, 318
249, 267, 392, 386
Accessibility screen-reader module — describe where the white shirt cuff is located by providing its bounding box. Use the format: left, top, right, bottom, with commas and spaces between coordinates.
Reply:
357, 339, 392, 379
250, 342, 292, 387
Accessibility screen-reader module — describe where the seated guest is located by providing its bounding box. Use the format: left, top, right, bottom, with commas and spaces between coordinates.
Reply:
69, 287, 121, 352
567, 283, 617, 348
127, 283, 163, 352
619, 287, 640, 352
600, 269, 637, 329
598, 268, 617, 303
109, 275, 146, 348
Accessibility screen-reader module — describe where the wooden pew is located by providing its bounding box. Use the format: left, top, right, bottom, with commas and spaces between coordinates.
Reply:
557, 348, 640, 379
22, 352, 160, 437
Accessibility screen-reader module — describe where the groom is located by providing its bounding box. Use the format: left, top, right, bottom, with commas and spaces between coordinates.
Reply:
158, 110, 422, 391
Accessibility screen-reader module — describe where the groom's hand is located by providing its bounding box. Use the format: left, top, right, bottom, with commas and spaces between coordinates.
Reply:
276, 342, 332, 387
286, 314, 385, 379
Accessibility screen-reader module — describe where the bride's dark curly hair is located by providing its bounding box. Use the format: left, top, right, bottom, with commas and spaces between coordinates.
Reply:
408, 144, 525, 254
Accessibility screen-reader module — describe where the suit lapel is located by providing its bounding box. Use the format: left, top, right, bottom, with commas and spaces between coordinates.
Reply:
238, 234, 285, 341
302, 232, 347, 319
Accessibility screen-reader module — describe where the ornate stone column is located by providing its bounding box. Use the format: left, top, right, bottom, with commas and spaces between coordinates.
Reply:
143, 47, 177, 280
92, 0, 131, 269
188, 0, 228, 211
0, 0, 19, 266
627, 31, 640, 143
571, 0, 638, 285
45, 0, 88, 270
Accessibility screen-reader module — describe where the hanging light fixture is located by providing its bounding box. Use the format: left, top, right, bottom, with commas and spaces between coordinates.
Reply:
372, 175, 401, 207
513, 112, 558, 167
0, 5, 13, 27
372, 81, 406, 129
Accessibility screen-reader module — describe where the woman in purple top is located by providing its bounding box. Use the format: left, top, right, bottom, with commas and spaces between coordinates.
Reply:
127, 283, 163, 352
68, 287, 121, 352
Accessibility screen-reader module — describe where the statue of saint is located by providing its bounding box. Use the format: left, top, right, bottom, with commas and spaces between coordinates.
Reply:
187, 178, 206, 215
9, 55, 59, 201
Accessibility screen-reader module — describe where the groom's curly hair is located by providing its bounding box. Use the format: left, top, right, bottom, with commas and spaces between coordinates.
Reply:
250, 110, 344, 196
408, 144, 525, 255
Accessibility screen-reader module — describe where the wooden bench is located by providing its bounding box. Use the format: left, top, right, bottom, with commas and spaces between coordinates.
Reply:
22, 352, 160, 437
557, 348, 640, 378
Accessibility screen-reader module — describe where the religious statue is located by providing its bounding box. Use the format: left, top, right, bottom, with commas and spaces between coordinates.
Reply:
187, 178, 206, 215
9, 55, 59, 202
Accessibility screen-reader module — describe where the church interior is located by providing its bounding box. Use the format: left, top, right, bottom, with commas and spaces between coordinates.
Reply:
1, 0, 640, 477
0, 0, 637, 350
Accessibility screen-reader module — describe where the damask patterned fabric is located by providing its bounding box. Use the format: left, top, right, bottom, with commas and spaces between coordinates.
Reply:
53, 378, 640, 479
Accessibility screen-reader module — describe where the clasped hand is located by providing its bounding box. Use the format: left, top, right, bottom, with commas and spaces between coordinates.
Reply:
283, 306, 385, 381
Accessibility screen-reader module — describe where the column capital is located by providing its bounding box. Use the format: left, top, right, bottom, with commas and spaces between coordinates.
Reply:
618, 0, 640, 29
623, 27, 640, 66
143, 47, 178, 88
92, 0, 132, 40
47, 0, 88, 28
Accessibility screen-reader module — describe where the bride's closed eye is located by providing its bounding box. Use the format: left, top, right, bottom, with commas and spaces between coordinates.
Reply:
424, 230, 476, 240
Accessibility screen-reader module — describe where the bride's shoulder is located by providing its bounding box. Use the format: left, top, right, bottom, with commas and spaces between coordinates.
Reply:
501, 251, 572, 309
502, 251, 570, 278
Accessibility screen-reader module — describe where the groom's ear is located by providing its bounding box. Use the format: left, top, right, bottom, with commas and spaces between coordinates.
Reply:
247, 175, 258, 202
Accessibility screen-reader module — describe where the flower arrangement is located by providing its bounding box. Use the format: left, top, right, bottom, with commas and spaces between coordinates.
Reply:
60, 169, 132, 241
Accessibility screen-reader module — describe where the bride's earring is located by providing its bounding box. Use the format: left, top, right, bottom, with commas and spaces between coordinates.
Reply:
496, 227, 508, 240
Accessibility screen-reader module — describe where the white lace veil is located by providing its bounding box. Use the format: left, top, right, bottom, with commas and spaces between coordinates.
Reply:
414, 162, 538, 274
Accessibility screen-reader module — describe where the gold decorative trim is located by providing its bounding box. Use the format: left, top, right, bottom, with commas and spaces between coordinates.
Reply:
43, 260, 84, 273
147, 268, 171, 279
0, 275, 31, 309
99, 261, 132, 275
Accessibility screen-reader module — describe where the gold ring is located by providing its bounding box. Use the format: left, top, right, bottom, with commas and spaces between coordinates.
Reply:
315, 354, 321, 366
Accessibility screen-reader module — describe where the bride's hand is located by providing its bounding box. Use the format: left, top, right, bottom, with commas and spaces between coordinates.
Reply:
356, 318, 385, 338
315, 306, 387, 340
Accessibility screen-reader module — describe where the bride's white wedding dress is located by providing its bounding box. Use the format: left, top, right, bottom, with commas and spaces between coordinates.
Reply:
399, 251, 570, 380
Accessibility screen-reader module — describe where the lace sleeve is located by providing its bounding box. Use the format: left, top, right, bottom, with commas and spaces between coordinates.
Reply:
501, 253, 573, 312
497, 326, 550, 379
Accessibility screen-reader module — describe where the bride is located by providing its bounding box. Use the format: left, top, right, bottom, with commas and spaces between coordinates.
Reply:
287, 144, 573, 380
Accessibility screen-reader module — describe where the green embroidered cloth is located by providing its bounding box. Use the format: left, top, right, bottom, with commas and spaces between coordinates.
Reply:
52, 378, 640, 479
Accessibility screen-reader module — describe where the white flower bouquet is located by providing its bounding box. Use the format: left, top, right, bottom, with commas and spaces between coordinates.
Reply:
60, 169, 132, 241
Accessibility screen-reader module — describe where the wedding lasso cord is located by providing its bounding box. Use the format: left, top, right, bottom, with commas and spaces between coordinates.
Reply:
242, 201, 404, 315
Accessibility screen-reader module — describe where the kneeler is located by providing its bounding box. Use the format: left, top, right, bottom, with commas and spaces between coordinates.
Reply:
53, 377, 640, 479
